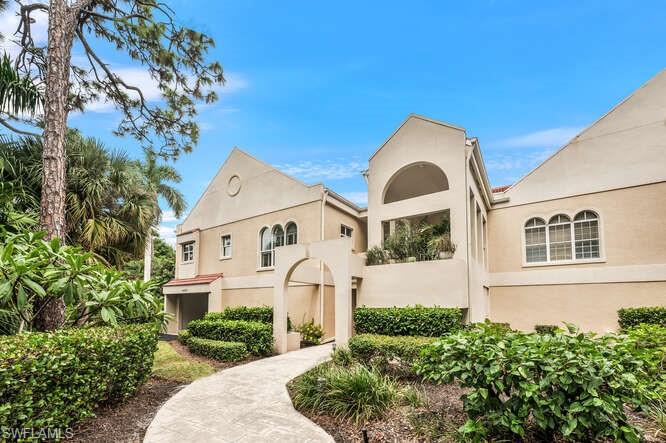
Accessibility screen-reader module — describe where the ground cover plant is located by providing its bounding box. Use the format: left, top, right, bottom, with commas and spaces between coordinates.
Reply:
353, 305, 463, 336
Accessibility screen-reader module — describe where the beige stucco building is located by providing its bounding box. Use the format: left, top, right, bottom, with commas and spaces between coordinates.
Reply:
164, 69, 666, 345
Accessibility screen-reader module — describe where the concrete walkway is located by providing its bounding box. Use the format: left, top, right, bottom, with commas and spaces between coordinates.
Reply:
144, 344, 334, 443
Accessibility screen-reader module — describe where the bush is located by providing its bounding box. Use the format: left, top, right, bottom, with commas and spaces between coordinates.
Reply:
615, 324, 666, 401
534, 324, 558, 335
290, 363, 399, 423
187, 319, 273, 355
296, 319, 324, 345
349, 334, 436, 375
186, 337, 248, 362
365, 246, 386, 266
178, 329, 191, 346
204, 305, 293, 330
618, 306, 666, 329
354, 305, 463, 337
415, 323, 642, 441
0, 323, 158, 428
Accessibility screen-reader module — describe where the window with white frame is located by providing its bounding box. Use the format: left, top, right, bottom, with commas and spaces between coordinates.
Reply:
259, 227, 273, 268
182, 242, 194, 263
221, 234, 232, 258
286, 222, 298, 245
524, 211, 601, 264
548, 214, 572, 261
574, 211, 600, 259
273, 225, 285, 248
340, 224, 353, 238
524, 218, 547, 263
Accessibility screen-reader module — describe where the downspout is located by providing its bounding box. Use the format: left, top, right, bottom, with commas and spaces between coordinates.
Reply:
464, 142, 472, 323
319, 188, 328, 327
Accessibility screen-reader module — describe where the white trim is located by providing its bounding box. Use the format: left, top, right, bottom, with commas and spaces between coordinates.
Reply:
489, 263, 666, 287
181, 241, 195, 264
219, 233, 232, 260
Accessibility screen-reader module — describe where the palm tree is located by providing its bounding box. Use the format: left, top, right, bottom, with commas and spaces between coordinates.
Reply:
139, 151, 185, 280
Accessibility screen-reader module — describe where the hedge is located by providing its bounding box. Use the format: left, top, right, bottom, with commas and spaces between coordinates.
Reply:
354, 306, 463, 336
178, 329, 191, 346
186, 337, 248, 361
205, 305, 293, 330
0, 323, 158, 429
618, 306, 666, 329
187, 319, 273, 355
534, 324, 558, 335
348, 333, 437, 373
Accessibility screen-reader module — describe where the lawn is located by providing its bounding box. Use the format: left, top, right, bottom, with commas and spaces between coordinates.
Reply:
152, 341, 216, 382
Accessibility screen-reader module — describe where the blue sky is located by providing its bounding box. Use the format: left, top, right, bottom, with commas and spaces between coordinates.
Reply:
2, 1, 665, 244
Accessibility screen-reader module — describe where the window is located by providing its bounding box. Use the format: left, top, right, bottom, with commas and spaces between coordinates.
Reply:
524, 211, 602, 264
286, 222, 298, 245
221, 234, 232, 258
524, 218, 546, 263
340, 224, 353, 238
548, 214, 572, 261
574, 211, 600, 259
272, 225, 284, 247
182, 242, 194, 263
259, 227, 273, 268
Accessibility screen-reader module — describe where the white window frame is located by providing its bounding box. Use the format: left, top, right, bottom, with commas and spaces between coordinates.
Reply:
258, 226, 274, 270
573, 211, 601, 260
181, 241, 195, 263
285, 221, 298, 245
340, 224, 353, 238
524, 217, 547, 264
547, 214, 573, 262
220, 233, 232, 260
521, 209, 605, 268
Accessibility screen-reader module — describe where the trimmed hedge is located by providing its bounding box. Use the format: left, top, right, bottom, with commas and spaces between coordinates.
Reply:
204, 305, 293, 330
0, 324, 158, 428
534, 324, 558, 335
187, 319, 273, 355
354, 305, 463, 336
618, 306, 666, 329
178, 329, 191, 346
186, 337, 248, 361
349, 333, 437, 369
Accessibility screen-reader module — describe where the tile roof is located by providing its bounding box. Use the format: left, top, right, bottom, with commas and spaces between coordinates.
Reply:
164, 273, 223, 287
492, 185, 511, 193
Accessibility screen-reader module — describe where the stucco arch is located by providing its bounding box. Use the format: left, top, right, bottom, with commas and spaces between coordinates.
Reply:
383, 161, 449, 204
272, 237, 364, 354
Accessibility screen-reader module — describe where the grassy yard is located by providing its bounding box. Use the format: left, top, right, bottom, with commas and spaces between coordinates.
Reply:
152, 341, 216, 382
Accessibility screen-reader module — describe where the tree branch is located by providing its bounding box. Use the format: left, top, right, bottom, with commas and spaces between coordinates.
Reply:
0, 117, 41, 136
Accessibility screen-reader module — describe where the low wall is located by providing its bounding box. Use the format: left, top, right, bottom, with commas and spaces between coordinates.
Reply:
358, 259, 468, 308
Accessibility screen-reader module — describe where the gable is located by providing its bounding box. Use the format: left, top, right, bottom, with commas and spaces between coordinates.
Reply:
180, 148, 323, 232
502, 69, 666, 206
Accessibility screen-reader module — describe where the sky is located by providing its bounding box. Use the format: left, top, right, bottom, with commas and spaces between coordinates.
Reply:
1, 1, 665, 245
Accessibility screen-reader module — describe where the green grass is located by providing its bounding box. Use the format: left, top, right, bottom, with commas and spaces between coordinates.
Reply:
152, 341, 216, 382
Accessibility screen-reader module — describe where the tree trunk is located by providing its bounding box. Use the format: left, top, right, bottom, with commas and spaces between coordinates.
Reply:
34, 0, 77, 331
143, 231, 153, 281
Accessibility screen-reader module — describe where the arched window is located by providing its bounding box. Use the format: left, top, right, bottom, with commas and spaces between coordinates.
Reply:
524, 218, 546, 263
548, 214, 572, 261
259, 227, 273, 268
383, 162, 449, 204
285, 222, 298, 245
574, 211, 600, 259
272, 225, 284, 248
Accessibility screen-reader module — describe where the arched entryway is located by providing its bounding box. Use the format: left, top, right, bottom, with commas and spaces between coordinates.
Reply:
272, 237, 364, 354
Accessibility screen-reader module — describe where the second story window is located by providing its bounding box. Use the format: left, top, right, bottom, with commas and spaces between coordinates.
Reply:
340, 224, 353, 238
286, 222, 298, 245
182, 242, 194, 263
221, 234, 232, 259
260, 227, 273, 268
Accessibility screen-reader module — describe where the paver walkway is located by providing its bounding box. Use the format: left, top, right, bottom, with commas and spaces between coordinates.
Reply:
144, 343, 334, 443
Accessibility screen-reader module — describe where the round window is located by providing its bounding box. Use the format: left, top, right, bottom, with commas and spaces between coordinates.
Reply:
227, 175, 241, 196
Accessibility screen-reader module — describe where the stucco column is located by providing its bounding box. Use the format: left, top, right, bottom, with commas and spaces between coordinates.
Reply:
273, 278, 288, 354
334, 277, 352, 347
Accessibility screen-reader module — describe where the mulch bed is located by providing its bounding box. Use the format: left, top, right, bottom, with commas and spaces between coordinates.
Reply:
69, 378, 183, 443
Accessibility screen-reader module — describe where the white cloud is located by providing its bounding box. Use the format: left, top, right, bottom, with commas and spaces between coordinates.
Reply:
161, 210, 182, 223
0, 5, 48, 58
340, 191, 368, 206
493, 126, 583, 149
157, 224, 177, 247
276, 159, 367, 181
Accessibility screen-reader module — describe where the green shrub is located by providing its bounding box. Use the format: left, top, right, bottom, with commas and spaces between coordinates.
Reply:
204, 305, 293, 330
615, 324, 666, 401
618, 306, 666, 329
354, 305, 463, 336
178, 329, 191, 346
187, 319, 273, 355
296, 319, 324, 345
534, 324, 559, 335
0, 323, 158, 428
365, 246, 386, 266
186, 337, 248, 362
331, 347, 354, 367
415, 323, 642, 441
291, 363, 398, 423
348, 334, 436, 375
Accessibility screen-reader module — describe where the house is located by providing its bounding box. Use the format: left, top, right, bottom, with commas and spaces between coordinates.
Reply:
163, 69, 666, 351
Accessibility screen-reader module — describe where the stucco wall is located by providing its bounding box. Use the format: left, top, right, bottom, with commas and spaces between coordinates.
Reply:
490, 282, 666, 332
488, 182, 666, 274
324, 202, 367, 252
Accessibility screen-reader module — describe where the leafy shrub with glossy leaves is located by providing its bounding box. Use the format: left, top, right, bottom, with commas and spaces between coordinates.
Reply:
615, 324, 666, 401
0, 323, 158, 428
296, 319, 324, 345
415, 322, 642, 442
354, 305, 463, 337
348, 333, 436, 376
290, 363, 399, 423
618, 306, 666, 329
186, 337, 248, 361
187, 319, 273, 355
534, 324, 559, 335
